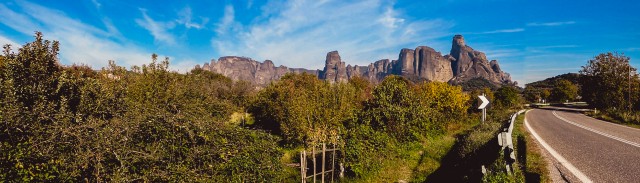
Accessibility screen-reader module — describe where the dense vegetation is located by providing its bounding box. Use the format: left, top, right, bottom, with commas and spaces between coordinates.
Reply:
580, 53, 640, 126
1, 33, 530, 182
524, 73, 580, 103
250, 73, 476, 180
0, 33, 283, 182
526, 52, 640, 126
455, 77, 500, 92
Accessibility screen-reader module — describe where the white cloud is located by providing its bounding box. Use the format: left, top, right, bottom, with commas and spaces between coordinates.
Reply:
527, 21, 575, 27
135, 8, 177, 45
0, 1, 155, 69
135, 6, 209, 45
246, 0, 254, 9
169, 58, 199, 73
177, 6, 209, 29
0, 35, 17, 46
215, 5, 238, 34
525, 45, 579, 53
479, 28, 525, 34
212, 0, 453, 69
378, 7, 405, 28
0, 35, 19, 52
91, 0, 101, 9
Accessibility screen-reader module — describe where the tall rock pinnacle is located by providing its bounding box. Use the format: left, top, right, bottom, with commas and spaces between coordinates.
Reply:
321, 51, 348, 83
198, 34, 513, 87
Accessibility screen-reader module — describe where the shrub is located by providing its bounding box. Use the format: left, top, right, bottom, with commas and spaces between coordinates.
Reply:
0, 33, 286, 182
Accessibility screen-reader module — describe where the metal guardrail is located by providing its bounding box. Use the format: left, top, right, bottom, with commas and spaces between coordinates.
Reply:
497, 109, 526, 174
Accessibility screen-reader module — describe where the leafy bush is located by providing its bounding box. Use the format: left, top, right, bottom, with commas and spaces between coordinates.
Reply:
250, 73, 361, 146
343, 124, 397, 177
550, 79, 579, 102
0, 33, 285, 182
494, 86, 522, 109
580, 52, 639, 110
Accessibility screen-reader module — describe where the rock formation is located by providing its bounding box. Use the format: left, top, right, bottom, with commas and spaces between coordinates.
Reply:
448, 35, 512, 85
199, 35, 513, 87
200, 56, 317, 86
319, 51, 348, 83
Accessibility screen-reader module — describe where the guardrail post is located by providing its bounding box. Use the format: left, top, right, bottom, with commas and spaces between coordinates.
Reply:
496, 110, 526, 175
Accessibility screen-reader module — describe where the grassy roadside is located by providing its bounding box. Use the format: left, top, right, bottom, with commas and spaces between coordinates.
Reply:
342, 121, 476, 183
512, 111, 550, 183
279, 111, 540, 182
278, 120, 478, 183
584, 110, 640, 129
481, 110, 525, 182
343, 135, 458, 183
426, 109, 522, 182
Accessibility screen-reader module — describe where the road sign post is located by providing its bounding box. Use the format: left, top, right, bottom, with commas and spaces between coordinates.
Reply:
478, 94, 489, 122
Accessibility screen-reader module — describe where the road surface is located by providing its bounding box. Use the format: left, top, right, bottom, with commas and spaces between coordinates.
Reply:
525, 108, 640, 183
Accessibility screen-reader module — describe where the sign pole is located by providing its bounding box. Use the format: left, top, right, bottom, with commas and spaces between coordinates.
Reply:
478, 93, 489, 122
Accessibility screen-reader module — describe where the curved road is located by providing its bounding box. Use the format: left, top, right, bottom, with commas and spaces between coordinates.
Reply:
525, 108, 640, 183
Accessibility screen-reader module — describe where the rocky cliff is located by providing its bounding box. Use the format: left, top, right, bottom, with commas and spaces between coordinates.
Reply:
200, 56, 318, 86
448, 35, 512, 85
198, 35, 513, 86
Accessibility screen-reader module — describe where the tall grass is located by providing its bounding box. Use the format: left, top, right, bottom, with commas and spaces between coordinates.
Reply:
587, 110, 640, 128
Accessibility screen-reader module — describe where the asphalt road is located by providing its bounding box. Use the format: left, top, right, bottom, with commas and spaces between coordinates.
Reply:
525, 108, 640, 183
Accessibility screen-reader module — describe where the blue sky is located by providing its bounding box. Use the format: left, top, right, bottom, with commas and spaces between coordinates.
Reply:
0, 0, 639, 85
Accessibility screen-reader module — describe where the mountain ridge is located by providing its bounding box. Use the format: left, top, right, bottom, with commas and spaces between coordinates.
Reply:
197, 35, 514, 86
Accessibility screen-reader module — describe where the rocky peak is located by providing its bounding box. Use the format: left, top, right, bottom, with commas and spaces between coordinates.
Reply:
198, 34, 513, 87
325, 51, 341, 65
489, 60, 501, 73
448, 35, 513, 85
321, 51, 348, 83
453, 34, 465, 47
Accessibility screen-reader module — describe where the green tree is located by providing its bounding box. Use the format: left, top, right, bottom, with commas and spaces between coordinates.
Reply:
580, 52, 639, 110
541, 89, 551, 102
494, 86, 522, 108
524, 86, 541, 103
414, 81, 470, 116
1, 33, 287, 182
250, 73, 361, 146
551, 79, 579, 102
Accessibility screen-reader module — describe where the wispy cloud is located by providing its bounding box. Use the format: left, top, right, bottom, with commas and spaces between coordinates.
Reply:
177, 6, 209, 29
533, 45, 578, 49
135, 8, 177, 45
212, 0, 453, 69
479, 28, 525, 34
525, 45, 579, 53
0, 35, 19, 51
378, 7, 405, 28
525, 67, 581, 72
0, 1, 154, 69
135, 6, 210, 45
91, 0, 101, 9
215, 5, 239, 35
527, 21, 575, 27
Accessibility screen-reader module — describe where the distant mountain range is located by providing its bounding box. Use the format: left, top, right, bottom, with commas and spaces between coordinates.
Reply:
196, 35, 514, 87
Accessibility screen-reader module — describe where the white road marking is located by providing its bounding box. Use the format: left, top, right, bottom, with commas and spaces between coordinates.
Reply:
525, 111, 593, 183
552, 111, 640, 148
578, 113, 640, 132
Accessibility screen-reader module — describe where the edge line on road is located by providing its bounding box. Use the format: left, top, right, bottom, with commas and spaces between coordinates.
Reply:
579, 113, 640, 132
525, 110, 593, 183
552, 111, 640, 148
